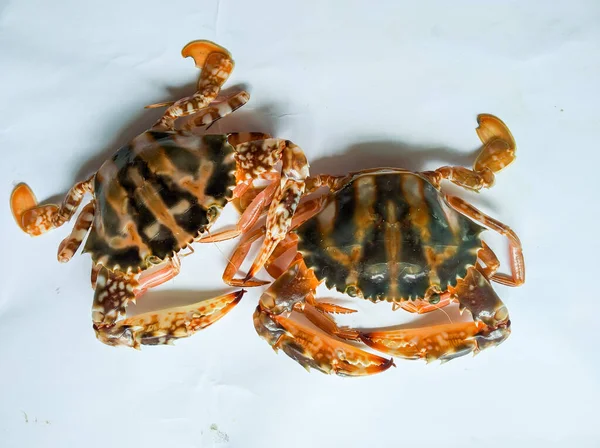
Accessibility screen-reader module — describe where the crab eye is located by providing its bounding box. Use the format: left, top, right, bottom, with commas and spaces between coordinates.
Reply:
428, 294, 441, 304
345, 285, 361, 297
146, 255, 162, 265
207, 205, 220, 221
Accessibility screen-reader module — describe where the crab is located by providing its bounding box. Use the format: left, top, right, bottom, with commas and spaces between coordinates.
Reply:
225, 114, 525, 376
9, 40, 310, 348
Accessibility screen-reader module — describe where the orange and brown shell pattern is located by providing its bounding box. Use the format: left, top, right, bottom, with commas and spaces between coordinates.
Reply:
85, 132, 237, 274
297, 170, 485, 303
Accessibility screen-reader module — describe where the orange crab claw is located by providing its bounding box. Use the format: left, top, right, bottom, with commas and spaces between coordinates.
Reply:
181, 40, 232, 68
255, 310, 394, 376
360, 321, 484, 363
95, 290, 245, 348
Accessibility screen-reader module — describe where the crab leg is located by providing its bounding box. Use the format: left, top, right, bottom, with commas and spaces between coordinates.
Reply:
476, 240, 501, 279
91, 264, 101, 289
231, 169, 336, 215
151, 41, 239, 131
425, 114, 516, 192
222, 173, 349, 285
180, 91, 250, 130
223, 194, 328, 286
446, 194, 525, 287
222, 227, 270, 287
263, 232, 299, 279
91, 258, 184, 327
396, 293, 454, 314
220, 227, 297, 287
227, 139, 310, 285
199, 172, 281, 245
10, 177, 93, 236
361, 267, 511, 362
227, 132, 273, 148
305, 173, 350, 193
220, 226, 298, 287
226, 134, 280, 213
57, 201, 95, 262
298, 297, 361, 340
253, 254, 393, 376
195, 155, 281, 247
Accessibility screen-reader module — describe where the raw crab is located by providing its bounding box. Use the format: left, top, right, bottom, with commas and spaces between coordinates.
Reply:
10, 40, 310, 348
226, 114, 525, 376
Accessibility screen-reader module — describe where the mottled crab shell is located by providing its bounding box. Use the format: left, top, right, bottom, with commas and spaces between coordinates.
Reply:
296, 171, 485, 302
83, 131, 236, 273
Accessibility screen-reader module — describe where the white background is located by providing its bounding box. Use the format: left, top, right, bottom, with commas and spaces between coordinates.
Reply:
1, 1, 598, 447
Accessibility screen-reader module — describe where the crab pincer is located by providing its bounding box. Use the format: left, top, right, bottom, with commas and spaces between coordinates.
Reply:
253, 255, 394, 376
94, 280, 245, 349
